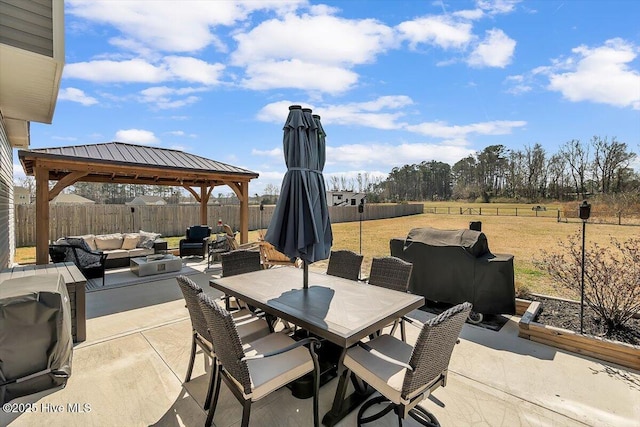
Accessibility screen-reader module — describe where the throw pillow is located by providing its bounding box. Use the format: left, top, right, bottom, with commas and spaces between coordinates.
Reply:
122, 233, 141, 250
139, 230, 161, 249
95, 233, 124, 250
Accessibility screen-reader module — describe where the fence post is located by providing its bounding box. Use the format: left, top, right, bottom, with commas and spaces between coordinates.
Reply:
618, 211, 622, 225
459, 207, 462, 215
479, 208, 482, 216
557, 210, 560, 222
515, 208, 518, 216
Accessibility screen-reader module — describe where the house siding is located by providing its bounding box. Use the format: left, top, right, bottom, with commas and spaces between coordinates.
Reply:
0, 0, 54, 57
0, 118, 15, 268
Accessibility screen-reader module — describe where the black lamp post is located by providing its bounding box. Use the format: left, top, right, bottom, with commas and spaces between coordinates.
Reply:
358, 198, 365, 254
259, 200, 264, 235
579, 200, 591, 334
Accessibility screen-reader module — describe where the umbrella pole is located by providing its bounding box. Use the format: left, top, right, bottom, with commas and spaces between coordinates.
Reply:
303, 261, 309, 289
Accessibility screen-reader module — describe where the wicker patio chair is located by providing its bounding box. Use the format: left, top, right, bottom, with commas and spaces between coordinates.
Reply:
220, 249, 262, 311
367, 256, 414, 341
175, 275, 270, 411
343, 302, 471, 427
198, 293, 322, 427
326, 250, 364, 281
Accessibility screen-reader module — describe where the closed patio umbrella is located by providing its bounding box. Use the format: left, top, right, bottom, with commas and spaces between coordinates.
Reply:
265, 105, 333, 288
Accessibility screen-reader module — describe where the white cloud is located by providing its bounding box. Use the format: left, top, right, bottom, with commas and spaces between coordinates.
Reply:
242, 60, 359, 94
326, 142, 475, 168
467, 29, 516, 68
453, 9, 485, 20
168, 131, 185, 136
67, 0, 305, 53
232, 14, 395, 66
252, 147, 283, 157
477, 0, 521, 15
232, 13, 395, 93
397, 15, 474, 50
257, 96, 413, 129
58, 87, 98, 105
545, 38, 640, 109
163, 56, 225, 85
13, 164, 26, 183
138, 86, 204, 109
64, 59, 169, 83
504, 74, 532, 94
406, 120, 526, 139
65, 56, 224, 86
115, 129, 160, 144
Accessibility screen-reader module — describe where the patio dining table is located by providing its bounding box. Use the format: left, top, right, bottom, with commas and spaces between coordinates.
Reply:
209, 266, 424, 426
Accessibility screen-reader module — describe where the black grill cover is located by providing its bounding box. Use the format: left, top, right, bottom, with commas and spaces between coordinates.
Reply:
390, 227, 515, 315
0, 274, 73, 404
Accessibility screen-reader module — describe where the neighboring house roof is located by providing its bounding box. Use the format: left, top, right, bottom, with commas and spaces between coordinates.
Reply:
126, 195, 167, 205
13, 186, 31, 204
50, 193, 95, 204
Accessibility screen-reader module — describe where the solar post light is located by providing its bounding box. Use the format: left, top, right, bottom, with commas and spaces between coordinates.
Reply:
358, 198, 365, 254
579, 200, 591, 334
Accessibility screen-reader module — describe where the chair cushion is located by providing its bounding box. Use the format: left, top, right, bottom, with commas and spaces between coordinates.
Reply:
241, 332, 314, 401
186, 226, 210, 241
232, 309, 270, 344
344, 334, 413, 405
104, 249, 129, 259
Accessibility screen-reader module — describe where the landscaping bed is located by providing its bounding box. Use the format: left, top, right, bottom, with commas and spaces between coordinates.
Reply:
518, 296, 640, 370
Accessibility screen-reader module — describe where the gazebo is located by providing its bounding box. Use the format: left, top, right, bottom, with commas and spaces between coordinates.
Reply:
18, 142, 259, 264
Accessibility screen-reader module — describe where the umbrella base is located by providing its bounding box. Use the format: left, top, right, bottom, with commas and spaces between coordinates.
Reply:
286, 330, 341, 399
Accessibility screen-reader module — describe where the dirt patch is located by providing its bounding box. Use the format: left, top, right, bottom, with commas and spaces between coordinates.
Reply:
530, 296, 640, 346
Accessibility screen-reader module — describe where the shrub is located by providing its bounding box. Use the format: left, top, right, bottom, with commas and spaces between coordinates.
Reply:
542, 233, 640, 334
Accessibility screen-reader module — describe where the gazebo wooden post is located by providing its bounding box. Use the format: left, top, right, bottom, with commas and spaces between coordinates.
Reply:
35, 165, 50, 265
238, 181, 249, 244
199, 185, 208, 225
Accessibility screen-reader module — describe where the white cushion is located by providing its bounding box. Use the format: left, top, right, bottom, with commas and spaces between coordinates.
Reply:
344, 334, 413, 405
95, 233, 124, 250
104, 249, 129, 259
122, 233, 141, 250
241, 332, 314, 401
128, 248, 153, 257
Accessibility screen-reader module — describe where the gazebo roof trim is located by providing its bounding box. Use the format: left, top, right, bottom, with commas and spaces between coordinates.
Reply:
18, 142, 258, 178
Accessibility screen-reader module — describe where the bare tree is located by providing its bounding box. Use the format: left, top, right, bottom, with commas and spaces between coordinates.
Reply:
592, 136, 637, 194
560, 139, 590, 199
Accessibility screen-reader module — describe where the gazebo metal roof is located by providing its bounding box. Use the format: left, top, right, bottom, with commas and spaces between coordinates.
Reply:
18, 142, 258, 264
19, 142, 258, 186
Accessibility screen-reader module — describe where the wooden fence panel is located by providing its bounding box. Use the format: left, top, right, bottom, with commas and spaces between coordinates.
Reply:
14, 203, 423, 247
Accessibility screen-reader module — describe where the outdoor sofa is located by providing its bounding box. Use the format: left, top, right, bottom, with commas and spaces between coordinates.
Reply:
50, 231, 165, 269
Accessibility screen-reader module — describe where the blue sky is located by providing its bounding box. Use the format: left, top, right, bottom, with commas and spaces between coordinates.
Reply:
15, 0, 640, 195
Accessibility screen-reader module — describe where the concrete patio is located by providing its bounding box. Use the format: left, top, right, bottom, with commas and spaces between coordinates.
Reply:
2, 262, 639, 427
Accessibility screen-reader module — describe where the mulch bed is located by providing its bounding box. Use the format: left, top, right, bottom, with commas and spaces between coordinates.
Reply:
530, 295, 640, 346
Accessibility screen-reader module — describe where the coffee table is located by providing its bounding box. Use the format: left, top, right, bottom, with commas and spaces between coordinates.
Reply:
130, 254, 183, 277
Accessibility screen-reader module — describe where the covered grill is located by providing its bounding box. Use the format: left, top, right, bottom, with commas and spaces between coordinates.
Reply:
1, 274, 73, 404
390, 227, 515, 317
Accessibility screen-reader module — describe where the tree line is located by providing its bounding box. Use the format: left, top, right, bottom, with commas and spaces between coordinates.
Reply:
367, 136, 638, 203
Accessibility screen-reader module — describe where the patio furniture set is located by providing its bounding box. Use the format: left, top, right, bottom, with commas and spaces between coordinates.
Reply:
177, 249, 470, 427
48, 231, 167, 285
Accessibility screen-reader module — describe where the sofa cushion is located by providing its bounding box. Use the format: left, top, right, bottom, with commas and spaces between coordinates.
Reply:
67, 234, 97, 251
104, 249, 129, 260
138, 230, 161, 249
122, 233, 141, 250
95, 233, 124, 250
128, 248, 154, 257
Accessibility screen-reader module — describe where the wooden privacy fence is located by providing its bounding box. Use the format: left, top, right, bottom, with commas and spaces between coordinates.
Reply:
14, 203, 423, 247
